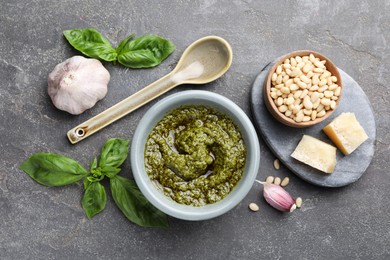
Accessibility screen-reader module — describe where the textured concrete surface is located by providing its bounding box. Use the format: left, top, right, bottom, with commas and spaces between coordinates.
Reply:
1, 0, 389, 259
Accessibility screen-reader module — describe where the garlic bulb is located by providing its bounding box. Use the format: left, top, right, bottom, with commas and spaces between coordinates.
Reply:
48, 56, 110, 115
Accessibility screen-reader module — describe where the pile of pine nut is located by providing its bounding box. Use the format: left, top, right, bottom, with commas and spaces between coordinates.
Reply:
270, 54, 341, 123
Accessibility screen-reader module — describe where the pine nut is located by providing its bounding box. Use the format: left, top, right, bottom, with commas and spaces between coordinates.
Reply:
302, 63, 312, 73
295, 56, 302, 63
274, 159, 280, 170
320, 70, 331, 79
286, 97, 295, 105
324, 91, 334, 98
289, 84, 299, 91
300, 75, 311, 84
295, 111, 304, 122
291, 105, 299, 114
317, 109, 326, 117
314, 60, 325, 68
331, 76, 338, 82
300, 89, 309, 99
281, 87, 290, 94
320, 98, 331, 106
313, 67, 324, 73
335, 86, 341, 96
327, 77, 333, 86
310, 92, 319, 103
266, 176, 275, 184
249, 203, 260, 212
306, 70, 314, 78
316, 104, 324, 112
276, 74, 283, 84
283, 75, 290, 83
295, 197, 303, 208
276, 65, 282, 74
274, 177, 281, 185
297, 81, 307, 89
328, 84, 338, 91
303, 96, 313, 110
311, 110, 317, 120
302, 116, 311, 122
330, 100, 336, 110
293, 98, 301, 105
281, 177, 290, 187
318, 78, 327, 87
278, 105, 288, 113
297, 62, 305, 69
285, 79, 293, 87
291, 57, 297, 66
318, 85, 328, 92
272, 73, 277, 82
313, 99, 321, 109
312, 75, 320, 85
309, 54, 315, 62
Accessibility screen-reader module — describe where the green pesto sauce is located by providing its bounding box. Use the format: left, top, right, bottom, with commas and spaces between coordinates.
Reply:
145, 105, 246, 206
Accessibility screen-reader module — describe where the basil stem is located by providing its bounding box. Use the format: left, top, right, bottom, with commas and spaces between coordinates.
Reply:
82, 182, 107, 219
117, 34, 176, 68
110, 175, 169, 228
63, 28, 117, 62
19, 153, 88, 186
116, 33, 135, 55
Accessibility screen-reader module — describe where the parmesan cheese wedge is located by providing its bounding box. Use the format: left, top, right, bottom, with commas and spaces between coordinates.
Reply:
323, 112, 368, 155
291, 135, 337, 174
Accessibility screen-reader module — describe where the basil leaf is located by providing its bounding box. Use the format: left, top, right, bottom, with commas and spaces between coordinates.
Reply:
19, 153, 88, 186
99, 138, 129, 169
63, 28, 117, 61
116, 33, 135, 55
101, 166, 121, 179
82, 182, 107, 219
90, 157, 98, 172
117, 34, 175, 68
110, 175, 169, 228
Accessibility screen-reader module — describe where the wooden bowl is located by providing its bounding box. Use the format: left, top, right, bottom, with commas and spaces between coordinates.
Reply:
264, 50, 342, 128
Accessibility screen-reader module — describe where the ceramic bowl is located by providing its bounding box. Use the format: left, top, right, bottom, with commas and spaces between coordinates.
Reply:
131, 90, 260, 221
264, 50, 342, 128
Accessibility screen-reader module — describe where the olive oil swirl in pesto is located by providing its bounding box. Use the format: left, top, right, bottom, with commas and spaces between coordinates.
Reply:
145, 105, 246, 206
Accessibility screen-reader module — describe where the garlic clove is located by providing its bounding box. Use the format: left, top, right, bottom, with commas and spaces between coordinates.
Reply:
256, 180, 296, 212
48, 56, 110, 115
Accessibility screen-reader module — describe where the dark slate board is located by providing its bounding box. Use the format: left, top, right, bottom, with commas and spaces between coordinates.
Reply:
250, 63, 376, 187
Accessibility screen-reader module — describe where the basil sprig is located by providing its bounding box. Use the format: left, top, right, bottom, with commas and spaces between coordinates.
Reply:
63, 28, 175, 68
19, 138, 169, 228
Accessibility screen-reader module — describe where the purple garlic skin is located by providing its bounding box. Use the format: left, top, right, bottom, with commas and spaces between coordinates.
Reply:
48, 56, 110, 115
262, 183, 296, 212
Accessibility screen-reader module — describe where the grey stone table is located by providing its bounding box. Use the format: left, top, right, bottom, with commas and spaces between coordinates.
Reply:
1, 1, 389, 259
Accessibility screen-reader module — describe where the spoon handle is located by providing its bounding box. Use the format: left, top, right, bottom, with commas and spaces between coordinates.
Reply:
67, 73, 177, 144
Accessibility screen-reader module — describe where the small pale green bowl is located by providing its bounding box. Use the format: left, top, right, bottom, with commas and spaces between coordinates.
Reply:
131, 90, 260, 221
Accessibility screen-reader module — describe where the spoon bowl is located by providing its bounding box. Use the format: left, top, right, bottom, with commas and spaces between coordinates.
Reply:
67, 36, 233, 144
171, 36, 233, 84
